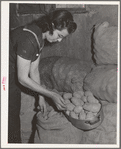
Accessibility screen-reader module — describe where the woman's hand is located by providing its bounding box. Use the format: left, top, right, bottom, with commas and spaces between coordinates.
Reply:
51, 92, 66, 111
37, 95, 47, 116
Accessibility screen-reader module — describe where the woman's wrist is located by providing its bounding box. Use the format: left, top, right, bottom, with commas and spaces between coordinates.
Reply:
40, 87, 54, 99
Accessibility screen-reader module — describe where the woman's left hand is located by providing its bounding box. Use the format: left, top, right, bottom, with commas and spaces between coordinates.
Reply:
37, 95, 47, 116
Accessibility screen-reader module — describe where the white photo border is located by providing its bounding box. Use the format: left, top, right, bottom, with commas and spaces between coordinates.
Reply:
1, 1, 120, 148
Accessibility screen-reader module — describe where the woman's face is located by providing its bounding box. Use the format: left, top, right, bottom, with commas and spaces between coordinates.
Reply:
45, 28, 69, 43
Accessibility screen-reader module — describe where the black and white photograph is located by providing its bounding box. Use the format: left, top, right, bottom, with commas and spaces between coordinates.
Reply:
1, 1, 120, 148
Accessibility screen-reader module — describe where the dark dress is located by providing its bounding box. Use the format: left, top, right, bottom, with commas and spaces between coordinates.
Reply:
9, 23, 44, 143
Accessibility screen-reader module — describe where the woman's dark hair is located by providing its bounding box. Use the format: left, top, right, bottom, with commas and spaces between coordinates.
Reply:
33, 9, 77, 35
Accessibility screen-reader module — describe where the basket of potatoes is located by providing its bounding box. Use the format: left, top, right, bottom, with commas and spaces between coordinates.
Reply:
63, 90, 104, 131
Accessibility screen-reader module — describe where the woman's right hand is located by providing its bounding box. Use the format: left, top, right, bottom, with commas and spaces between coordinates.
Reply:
50, 92, 66, 111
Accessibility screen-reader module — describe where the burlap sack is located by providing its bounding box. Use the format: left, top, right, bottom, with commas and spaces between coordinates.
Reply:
39, 56, 93, 93
83, 65, 117, 103
93, 21, 118, 65
34, 103, 84, 144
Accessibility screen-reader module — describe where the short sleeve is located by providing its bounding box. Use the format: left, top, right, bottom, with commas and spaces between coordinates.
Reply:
16, 32, 37, 60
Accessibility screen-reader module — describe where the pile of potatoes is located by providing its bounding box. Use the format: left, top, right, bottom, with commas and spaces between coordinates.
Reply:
63, 91, 101, 121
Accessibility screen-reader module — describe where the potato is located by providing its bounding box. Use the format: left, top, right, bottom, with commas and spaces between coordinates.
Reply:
64, 99, 71, 104
78, 110, 86, 120
65, 110, 70, 116
73, 92, 82, 98
70, 111, 79, 119
66, 103, 75, 111
83, 103, 101, 113
63, 92, 72, 100
81, 96, 87, 103
73, 106, 83, 114
87, 95, 99, 103
84, 110, 88, 114
86, 112, 95, 120
84, 91, 93, 97
71, 97, 84, 106
74, 91, 84, 96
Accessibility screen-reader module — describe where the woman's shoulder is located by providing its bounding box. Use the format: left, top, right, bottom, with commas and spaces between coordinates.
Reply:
11, 24, 42, 37
10, 26, 24, 37
26, 23, 41, 31
24, 23, 43, 47
25, 23, 42, 38
10, 23, 43, 49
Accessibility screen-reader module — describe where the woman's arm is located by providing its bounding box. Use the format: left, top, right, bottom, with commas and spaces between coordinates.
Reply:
17, 55, 51, 96
17, 55, 66, 110
29, 55, 41, 87
30, 54, 47, 114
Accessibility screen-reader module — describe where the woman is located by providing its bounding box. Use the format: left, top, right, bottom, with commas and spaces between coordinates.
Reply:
9, 9, 77, 143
